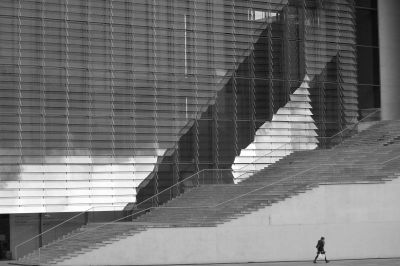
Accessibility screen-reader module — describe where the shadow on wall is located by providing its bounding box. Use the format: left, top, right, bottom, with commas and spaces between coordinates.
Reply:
135, 22, 293, 205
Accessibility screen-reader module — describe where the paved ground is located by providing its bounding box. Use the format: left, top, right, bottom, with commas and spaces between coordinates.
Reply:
187, 258, 400, 266
1, 258, 400, 266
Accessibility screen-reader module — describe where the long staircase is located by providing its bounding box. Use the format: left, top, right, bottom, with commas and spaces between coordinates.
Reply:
17, 121, 400, 265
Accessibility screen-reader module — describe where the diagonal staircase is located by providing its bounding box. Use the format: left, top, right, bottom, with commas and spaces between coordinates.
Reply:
17, 121, 400, 265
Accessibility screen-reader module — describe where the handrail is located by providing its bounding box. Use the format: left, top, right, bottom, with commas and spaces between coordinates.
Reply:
130, 167, 259, 208
14, 167, 256, 261
14, 143, 289, 257
20, 151, 400, 263
14, 109, 381, 259
133, 144, 293, 209
13, 142, 302, 259
78, 151, 400, 225
213, 166, 320, 208
317, 109, 380, 140
14, 204, 126, 259
214, 152, 400, 208
14, 168, 249, 259
40, 207, 154, 250
40, 164, 322, 257
14, 146, 282, 259
13, 167, 216, 258
234, 142, 291, 171
45, 169, 279, 246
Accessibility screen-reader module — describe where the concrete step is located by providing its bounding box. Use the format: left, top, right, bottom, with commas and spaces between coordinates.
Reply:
18, 120, 400, 265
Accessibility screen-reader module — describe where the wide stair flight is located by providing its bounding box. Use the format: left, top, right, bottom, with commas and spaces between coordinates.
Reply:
17, 120, 400, 265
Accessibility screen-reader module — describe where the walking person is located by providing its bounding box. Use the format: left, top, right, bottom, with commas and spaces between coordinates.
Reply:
313, 236, 329, 263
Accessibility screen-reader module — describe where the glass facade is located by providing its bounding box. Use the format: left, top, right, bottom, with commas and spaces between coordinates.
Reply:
355, 0, 379, 111
0, 0, 357, 213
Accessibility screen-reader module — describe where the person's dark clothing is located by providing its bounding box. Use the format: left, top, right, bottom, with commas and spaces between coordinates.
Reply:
316, 239, 325, 252
313, 239, 329, 263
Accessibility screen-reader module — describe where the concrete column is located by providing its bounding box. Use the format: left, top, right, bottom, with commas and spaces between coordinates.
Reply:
378, 0, 400, 120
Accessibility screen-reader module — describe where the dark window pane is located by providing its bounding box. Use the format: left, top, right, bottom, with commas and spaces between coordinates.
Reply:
356, 9, 378, 46
357, 46, 380, 85
355, 0, 377, 8
358, 85, 380, 109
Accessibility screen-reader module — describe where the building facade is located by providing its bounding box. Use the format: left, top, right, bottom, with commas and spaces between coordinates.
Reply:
0, 0, 385, 259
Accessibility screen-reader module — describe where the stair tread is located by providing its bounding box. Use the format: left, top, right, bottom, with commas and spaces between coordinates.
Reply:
19, 120, 400, 264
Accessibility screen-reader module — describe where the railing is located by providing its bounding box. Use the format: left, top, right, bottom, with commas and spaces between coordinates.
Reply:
316, 109, 381, 148
232, 142, 295, 183
13, 204, 128, 259
13, 168, 254, 259
14, 109, 383, 261
16, 148, 400, 264
14, 141, 297, 260
359, 108, 381, 121
11, 120, 350, 260
17, 149, 400, 264
14, 168, 258, 261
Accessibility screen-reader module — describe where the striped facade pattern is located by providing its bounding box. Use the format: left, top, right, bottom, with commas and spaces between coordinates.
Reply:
0, 0, 357, 213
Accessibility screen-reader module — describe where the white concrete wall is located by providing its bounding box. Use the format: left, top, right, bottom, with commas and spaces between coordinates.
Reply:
60, 177, 400, 265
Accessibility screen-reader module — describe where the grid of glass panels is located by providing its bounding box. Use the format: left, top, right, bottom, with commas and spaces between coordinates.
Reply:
355, 0, 379, 111
0, 0, 357, 213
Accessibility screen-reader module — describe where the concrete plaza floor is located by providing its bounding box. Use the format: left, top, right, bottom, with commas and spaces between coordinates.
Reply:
190, 258, 400, 266
0, 258, 400, 266
1, 258, 400, 266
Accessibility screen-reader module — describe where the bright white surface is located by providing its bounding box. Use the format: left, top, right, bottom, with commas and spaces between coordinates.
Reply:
232, 76, 318, 183
0, 152, 165, 214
